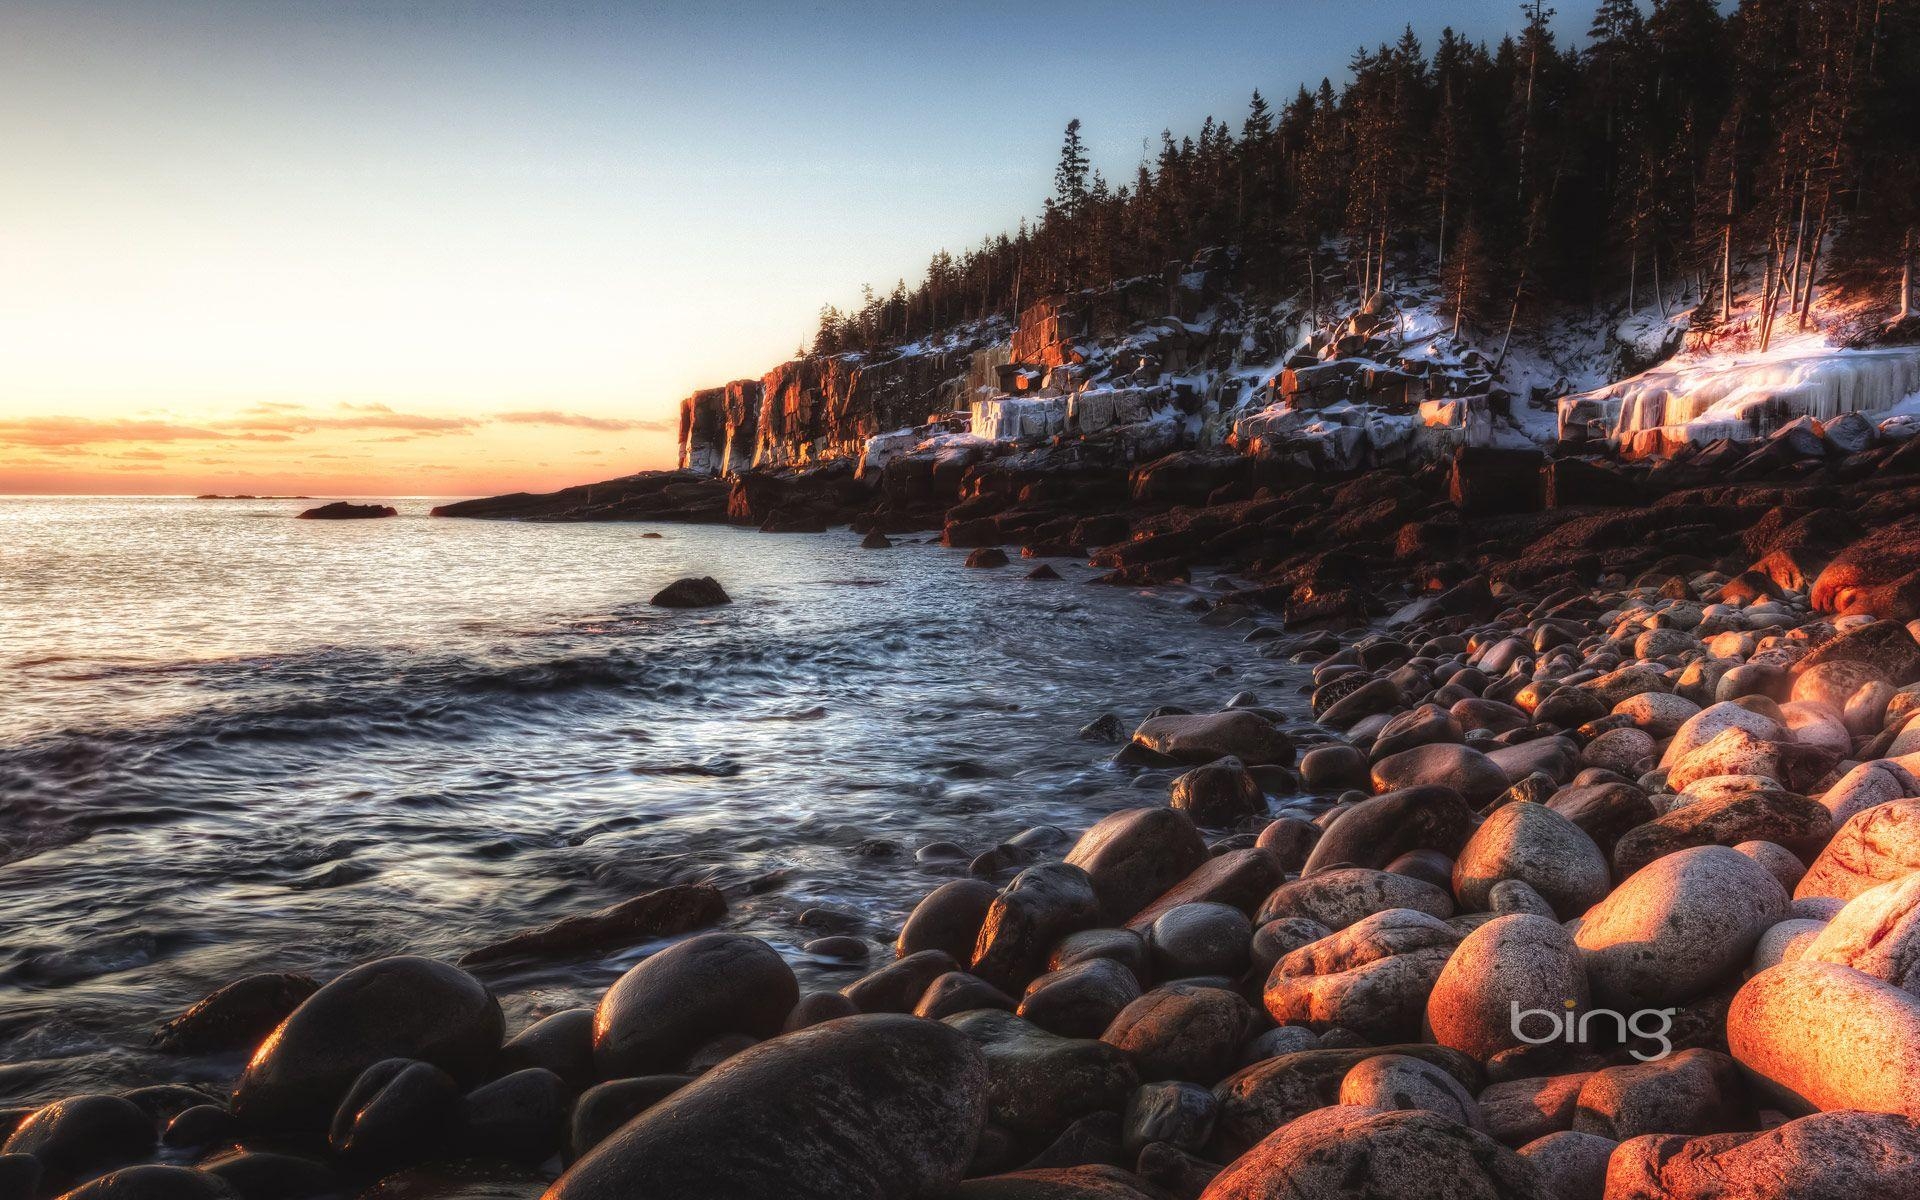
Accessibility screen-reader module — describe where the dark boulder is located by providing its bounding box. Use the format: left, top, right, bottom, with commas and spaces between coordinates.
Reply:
593, 934, 797, 1077
150, 973, 318, 1056
649, 576, 732, 608
297, 501, 396, 520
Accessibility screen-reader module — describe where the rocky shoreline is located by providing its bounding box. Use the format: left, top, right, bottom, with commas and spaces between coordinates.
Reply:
13, 431, 1920, 1198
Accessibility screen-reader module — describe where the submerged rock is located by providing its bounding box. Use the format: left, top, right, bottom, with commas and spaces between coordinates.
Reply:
648, 576, 732, 607
297, 501, 396, 519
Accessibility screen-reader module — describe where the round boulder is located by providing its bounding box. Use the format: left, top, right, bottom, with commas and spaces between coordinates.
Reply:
1428, 914, 1587, 1063
593, 934, 797, 1077
1452, 802, 1610, 920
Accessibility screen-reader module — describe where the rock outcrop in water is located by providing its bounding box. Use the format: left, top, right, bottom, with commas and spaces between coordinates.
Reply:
297, 501, 397, 519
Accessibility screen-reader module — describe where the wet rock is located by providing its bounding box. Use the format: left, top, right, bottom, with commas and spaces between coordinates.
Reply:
1251, 818, 1319, 872
1052, 929, 1151, 986
1570, 1048, 1746, 1140
1371, 743, 1511, 808
1613, 786, 1831, 877
53, 1166, 237, 1200
843, 949, 958, 1013
1337, 1053, 1483, 1129
1020, 1110, 1125, 1170
784, 991, 860, 1030
1020, 959, 1143, 1039
1265, 908, 1461, 1043
460, 884, 725, 967
329, 1059, 461, 1166
1065, 810, 1209, 925
860, 530, 892, 549
550, 1014, 986, 1200
593, 934, 797, 1077
917, 972, 1019, 1020
160, 1105, 237, 1150
649, 576, 731, 608
1729, 960, 1920, 1116
967, 548, 1011, 568
1452, 802, 1610, 920
150, 972, 319, 1056
1147, 904, 1251, 980
1301, 786, 1474, 874
1101, 984, 1254, 1085
1575, 845, 1788, 1008
947, 1010, 1137, 1138
568, 1076, 689, 1160
898, 878, 1002, 961
453, 1068, 568, 1165
1026, 564, 1064, 581
298, 501, 396, 520
1604, 1110, 1920, 1199
1798, 797, 1920, 902
972, 863, 1104, 991
1370, 704, 1466, 760
1, 1095, 153, 1194
1200, 1105, 1550, 1199
498, 1009, 595, 1090
1298, 744, 1369, 792
1429, 915, 1588, 1063
1256, 866, 1453, 930
1168, 758, 1266, 828
1125, 849, 1287, 931
1130, 713, 1294, 767
229, 956, 502, 1131
1581, 727, 1657, 775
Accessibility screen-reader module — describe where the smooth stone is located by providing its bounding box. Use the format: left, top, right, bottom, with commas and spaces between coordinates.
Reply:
1169, 758, 1266, 828
897, 879, 1002, 961
1612, 785, 1832, 877
0, 1095, 154, 1194
498, 1009, 595, 1091
1479, 1073, 1592, 1146
1370, 743, 1511, 808
1545, 783, 1658, 859
1800, 873, 1920, 993
328, 1058, 461, 1165
1131, 712, 1294, 767
1101, 984, 1253, 1085
150, 972, 319, 1056
842, 949, 958, 1014
53, 1166, 237, 1200
1571, 1048, 1746, 1141
1064, 809, 1209, 924
550, 1014, 986, 1199
568, 1076, 689, 1160
1298, 745, 1369, 792
1018, 959, 1142, 1039
230, 956, 502, 1132
1265, 908, 1461, 1044
593, 934, 797, 1077
1198, 1105, 1550, 1199
1121, 1082, 1216, 1155
1428, 914, 1588, 1063
1251, 817, 1319, 872
946, 1010, 1137, 1138
649, 577, 730, 608
1337, 1053, 1483, 1129
454, 1068, 569, 1165
1209, 1045, 1482, 1156
1515, 1131, 1612, 1200
1604, 1110, 1920, 1199
1798, 797, 1920, 902
1729, 960, 1920, 1116
1050, 929, 1151, 986
1300, 786, 1474, 874
1751, 918, 1827, 971
971, 863, 1104, 991
1256, 867, 1453, 931
1574, 845, 1788, 1008
1452, 802, 1610, 920
1147, 903, 1251, 980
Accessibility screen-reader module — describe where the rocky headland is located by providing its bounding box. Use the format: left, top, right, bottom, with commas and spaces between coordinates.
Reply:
19, 274, 1920, 1197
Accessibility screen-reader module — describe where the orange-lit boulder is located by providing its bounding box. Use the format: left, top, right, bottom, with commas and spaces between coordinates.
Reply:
1727, 960, 1920, 1116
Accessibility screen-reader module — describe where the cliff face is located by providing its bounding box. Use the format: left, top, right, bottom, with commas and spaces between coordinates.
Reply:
677, 325, 1003, 478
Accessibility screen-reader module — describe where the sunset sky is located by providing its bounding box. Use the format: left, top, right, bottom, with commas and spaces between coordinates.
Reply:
1, 0, 1584, 497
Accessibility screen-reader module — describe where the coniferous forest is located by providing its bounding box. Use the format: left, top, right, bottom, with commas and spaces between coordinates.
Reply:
812, 0, 1920, 356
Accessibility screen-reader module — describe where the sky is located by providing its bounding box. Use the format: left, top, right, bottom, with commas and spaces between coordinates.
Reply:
0, 0, 1595, 497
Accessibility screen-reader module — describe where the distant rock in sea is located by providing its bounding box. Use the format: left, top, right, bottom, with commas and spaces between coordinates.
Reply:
297, 502, 398, 520
650, 577, 731, 608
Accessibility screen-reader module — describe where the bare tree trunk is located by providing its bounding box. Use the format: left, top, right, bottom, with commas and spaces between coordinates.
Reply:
1437, 188, 1448, 272
1654, 245, 1668, 320
1628, 248, 1638, 313
1798, 189, 1831, 330
1902, 227, 1916, 321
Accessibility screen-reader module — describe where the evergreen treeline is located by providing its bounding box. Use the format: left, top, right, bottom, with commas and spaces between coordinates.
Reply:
810, 0, 1920, 359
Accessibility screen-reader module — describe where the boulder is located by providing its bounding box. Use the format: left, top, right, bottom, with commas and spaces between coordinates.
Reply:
1256, 867, 1453, 931
498, 1009, 595, 1090
1198, 1105, 1550, 1198
844, 949, 959, 1014
52, 1166, 237, 1200
947, 1010, 1137, 1138
1147, 904, 1251, 981
569, 1076, 689, 1159
1570, 1048, 1747, 1140
1800, 873, 1920, 992
1122, 1082, 1217, 1155
1728, 960, 1920, 1116
1209, 1045, 1483, 1157
548, 1014, 986, 1200
1479, 1073, 1592, 1146
460, 884, 725, 967
897, 879, 1002, 961
1371, 744, 1511, 808
1611, 786, 1832, 877
1125, 849, 1287, 931
1264, 908, 1461, 1043
1065, 810, 1209, 924
973, 864, 1104, 991
1019, 959, 1143, 1039
150, 973, 319, 1056
1337, 1053, 1483, 1129
297, 501, 396, 520
230, 956, 502, 1131
1428, 915, 1588, 1063
593, 934, 797, 1077
1603, 1110, 1920, 1199
649, 577, 731, 608
0, 1095, 154, 1194
1546, 783, 1658, 859
1515, 1131, 1611, 1200
1798, 797, 1920, 902
1574, 846, 1788, 1008
1301, 786, 1475, 874
1102, 984, 1254, 1085
952, 1165, 1172, 1198
1452, 803, 1610, 920
1131, 713, 1294, 767
1168, 758, 1266, 828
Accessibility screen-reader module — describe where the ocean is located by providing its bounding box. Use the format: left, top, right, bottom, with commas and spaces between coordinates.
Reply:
0, 496, 1266, 1103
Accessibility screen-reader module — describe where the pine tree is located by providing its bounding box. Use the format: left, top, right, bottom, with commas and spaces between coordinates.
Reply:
1052, 118, 1091, 221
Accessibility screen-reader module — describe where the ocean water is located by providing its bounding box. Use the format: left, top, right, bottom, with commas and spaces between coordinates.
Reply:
0, 496, 1272, 1103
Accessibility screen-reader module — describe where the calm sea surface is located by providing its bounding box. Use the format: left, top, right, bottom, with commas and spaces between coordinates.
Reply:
0, 496, 1274, 1103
